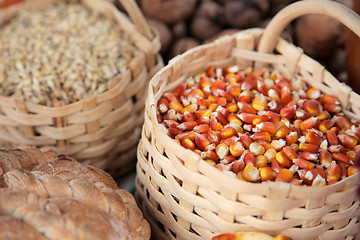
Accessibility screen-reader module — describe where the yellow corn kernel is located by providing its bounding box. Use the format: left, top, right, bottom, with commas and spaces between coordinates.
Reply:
276, 168, 293, 183
264, 148, 276, 162
242, 164, 260, 182
255, 155, 267, 168
249, 142, 265, 156
252, 94, 268, 111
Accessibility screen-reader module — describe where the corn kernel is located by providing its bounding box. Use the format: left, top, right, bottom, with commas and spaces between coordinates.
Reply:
348, 165, 359, 176
259, 167, 277, 181
255, 155, 267, 168
252, 94, 268, 111
276, 151, 292, 167
276, 169, 293, 183
229, 142, 245, 157
242, 164, 260, 182
282, 146, 298, 160
216, 143, 229, 160
249, 142, 265, 156
326, 161, 341, 180
264, 148, 277, 162
294, 158, 315, 170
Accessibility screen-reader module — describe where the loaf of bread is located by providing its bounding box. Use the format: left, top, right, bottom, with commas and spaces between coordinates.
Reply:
0, 146, 150, 240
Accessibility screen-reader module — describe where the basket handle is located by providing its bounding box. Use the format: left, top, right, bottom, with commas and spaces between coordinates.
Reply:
118, 0, 153, 40
258, 0, 360, 54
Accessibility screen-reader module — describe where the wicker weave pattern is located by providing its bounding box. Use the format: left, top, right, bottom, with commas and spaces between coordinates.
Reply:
0, 0, 163, 177
136, 1, 360, 239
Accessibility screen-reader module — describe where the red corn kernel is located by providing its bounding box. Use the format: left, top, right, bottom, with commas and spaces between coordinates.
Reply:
210, 116, 223, 131
335, 116, 352, 130
338, 134, 358, 149
326, 129, 338, 145
252, 132, 272, 142
175, 131, 196, 141
238, 112, 257, 123
207, 129, 221, 145
239, 134, 252, 148
299, 143, 318, 153
324, 103, 341, 113
195, 134, 211, 150
326, 161, 341, 181
306, 87, 321, 100
173, 83, 186, 97
217, 89, 234, 102
294, 158, 315, 170
305, 131, 321, 145
332, 152, 349, 163
193, 124, 210, 134
211, 80, 226, 91
263, 111, 281, 123
177, 121, 197, 131
303, 100, 320, 116
158, 98, 170, 114
328, 145, 346, 153
256, 122, 276, 134
165, 92, 180, 103
323, 94, 338, 104
237, 102, 257, 114
282, 146, 298, 160
280, 105, 296, 120
231, 160, 245, 174
300, 117, 318, 131
296, 108, 311, 120
280, 86, 292, 104
299, 151, 318, 161
189, 88, 205, 99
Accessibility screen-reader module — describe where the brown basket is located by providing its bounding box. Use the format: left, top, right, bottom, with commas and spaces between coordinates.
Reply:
136, 1, 360, 239
0, 0, 163, 178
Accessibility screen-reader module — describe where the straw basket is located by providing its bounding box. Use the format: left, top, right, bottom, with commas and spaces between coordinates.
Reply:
136, 1, 360, 239
0, 0, 162, 178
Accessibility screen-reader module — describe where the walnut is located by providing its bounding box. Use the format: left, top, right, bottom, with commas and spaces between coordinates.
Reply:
140, 0, 197, 24
169, 37, 200, 59
224, 0, 270, 29
147, 18, 172, 53
190, 1, 223, 41
295, 14, 345, 59
172, 21, 187, 39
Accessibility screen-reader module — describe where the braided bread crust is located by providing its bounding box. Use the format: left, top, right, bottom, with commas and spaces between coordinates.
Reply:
0, 146, 150, 240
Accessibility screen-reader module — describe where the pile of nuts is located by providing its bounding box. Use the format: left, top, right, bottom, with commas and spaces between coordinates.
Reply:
157, 65, 360, 186
0, 1, 139, 105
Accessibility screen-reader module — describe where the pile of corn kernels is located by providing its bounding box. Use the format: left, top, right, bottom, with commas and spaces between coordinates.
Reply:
157, 66, 360, 186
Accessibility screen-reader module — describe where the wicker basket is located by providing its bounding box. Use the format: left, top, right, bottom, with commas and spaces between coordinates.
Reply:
0, 0, 163, 178
136, 1, 360, 239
